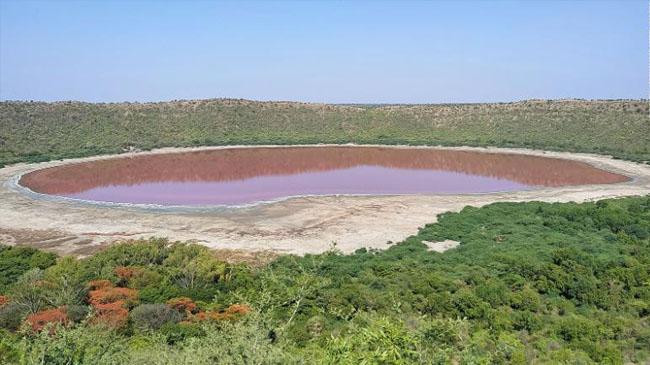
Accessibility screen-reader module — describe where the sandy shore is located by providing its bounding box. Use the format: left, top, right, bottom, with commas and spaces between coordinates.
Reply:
1, 144, 649, 257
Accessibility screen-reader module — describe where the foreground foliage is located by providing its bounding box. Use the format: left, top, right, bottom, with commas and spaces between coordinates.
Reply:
1, 99, 649, 167
1, 196, 649, 364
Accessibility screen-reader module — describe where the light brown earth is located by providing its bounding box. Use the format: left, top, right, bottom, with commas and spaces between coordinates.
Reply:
422, 240, 461, 253
1, 145, 649, 257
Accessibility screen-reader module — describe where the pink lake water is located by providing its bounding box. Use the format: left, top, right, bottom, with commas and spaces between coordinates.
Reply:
20, 147, 629, 206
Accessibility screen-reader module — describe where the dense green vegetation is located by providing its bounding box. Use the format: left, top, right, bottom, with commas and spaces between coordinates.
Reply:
1, 196, 649, 364
1, 98, 649, 167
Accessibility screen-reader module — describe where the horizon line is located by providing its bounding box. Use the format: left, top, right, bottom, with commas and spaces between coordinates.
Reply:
1, 97, 648, 106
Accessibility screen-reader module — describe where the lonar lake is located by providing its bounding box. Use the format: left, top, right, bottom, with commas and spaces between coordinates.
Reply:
19, 147, 629, 206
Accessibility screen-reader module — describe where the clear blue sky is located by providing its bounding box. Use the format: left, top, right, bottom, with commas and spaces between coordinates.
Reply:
0, 0, 647, 103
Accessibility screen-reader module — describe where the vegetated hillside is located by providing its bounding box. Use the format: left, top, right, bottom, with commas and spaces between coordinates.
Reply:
1, 196, 649, 364
0, 98, 648, 167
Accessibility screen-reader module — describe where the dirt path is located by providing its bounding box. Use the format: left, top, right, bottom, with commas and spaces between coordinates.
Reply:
1, 145, 649, 257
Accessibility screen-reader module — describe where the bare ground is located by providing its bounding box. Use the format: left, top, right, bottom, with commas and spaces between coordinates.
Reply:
1, 145, 649, 258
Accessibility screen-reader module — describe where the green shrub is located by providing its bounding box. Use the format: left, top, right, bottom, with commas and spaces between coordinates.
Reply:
324, 316, 421, 364
159, 322, 205, 345
422, 317, 469, 347
0, 303, 27, 331
129, 304, 182, 331
452, 289, 490, 320
0, 330, 19, 364
0, 245, 57, 292
509, 287, 541, 311
66, 305, 90, 323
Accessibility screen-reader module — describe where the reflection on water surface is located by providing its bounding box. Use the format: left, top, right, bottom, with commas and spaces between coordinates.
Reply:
20, 147, 629, 206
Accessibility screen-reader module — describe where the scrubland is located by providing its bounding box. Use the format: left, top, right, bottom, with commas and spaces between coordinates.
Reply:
1, 99, 648, 167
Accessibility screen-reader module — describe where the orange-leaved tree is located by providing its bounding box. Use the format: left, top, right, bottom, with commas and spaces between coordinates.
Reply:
114, 266, 144, 287
86, 280, 138, 328
88, 286, 138, 307
92, 301, 129, 328
166, 297, 198, 315
26, 306, 68, 333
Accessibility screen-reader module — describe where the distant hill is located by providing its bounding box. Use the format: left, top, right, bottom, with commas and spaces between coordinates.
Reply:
0, 98, 648, 167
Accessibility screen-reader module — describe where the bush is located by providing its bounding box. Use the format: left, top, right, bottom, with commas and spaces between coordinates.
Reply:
511, 311, 542, 333
509, 287, 541, 311
555, 315, 601, 343
92, 302, 129, 329
88, 286, 138, 307
17, 323, 128, 365
0, 303, 26, 331
125, 268, 161, 290
159, 322, 205, 345
26, 307, 69, 332
452, 289, 490, 320
0, 330, 19, 364
324, 316, 421, 364
422, 317, 469, 347
8, 268, 47, 314
42, 257, 88, 307
66, 305, 90, 323
130, 304, 182, 330
0, 245, 57, 292
166, 297, 198, 315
